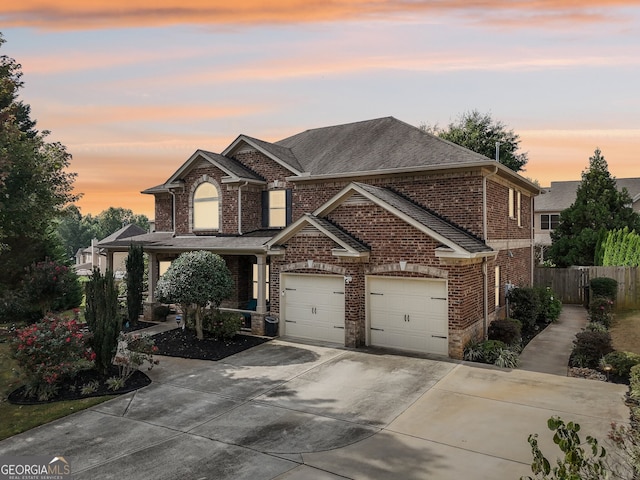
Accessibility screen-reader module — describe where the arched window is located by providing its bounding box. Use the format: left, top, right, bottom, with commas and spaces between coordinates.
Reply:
193, 182, 219, 230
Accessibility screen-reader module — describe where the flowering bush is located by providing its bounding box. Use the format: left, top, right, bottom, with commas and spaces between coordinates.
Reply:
112, 332, 159, 382
10, 315, 94, 400
589, 296, 614, 327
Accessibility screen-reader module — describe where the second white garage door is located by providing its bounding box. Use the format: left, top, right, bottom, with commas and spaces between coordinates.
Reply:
368, 277, 448, 356
281, 274, 345, 344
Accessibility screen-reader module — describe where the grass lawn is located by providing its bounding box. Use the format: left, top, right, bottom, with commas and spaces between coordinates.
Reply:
0, 331, 111, 442
610, 310, 640, 355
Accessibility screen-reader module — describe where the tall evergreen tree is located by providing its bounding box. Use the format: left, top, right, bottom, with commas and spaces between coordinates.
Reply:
548, 149, 640, 267
125, 243, 145, 326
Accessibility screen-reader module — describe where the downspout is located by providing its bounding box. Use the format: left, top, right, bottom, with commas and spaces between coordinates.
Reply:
238, 182, 249, 235
530, 194, 535, 285
482, 150, 500, 338
169, 190, 177, 235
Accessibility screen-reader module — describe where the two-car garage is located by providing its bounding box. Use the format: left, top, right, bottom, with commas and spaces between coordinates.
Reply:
280, 273, 449, 356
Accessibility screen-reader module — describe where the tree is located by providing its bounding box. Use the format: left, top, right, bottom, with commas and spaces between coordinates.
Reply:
125, 243, 145, 326
85, 269, 120, 375
421, 110, 528, 172
0, 33, 78, 291
155, 251, 233, 340
56, 205, 99, 261
95, 207, 149, 240
548, 149, 640, 267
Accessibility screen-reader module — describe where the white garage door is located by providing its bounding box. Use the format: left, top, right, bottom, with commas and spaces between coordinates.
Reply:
281, 274, 345, 344
368, 277, 448, 356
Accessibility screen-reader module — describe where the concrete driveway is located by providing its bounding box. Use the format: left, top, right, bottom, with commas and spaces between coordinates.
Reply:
0, 339, 629, 479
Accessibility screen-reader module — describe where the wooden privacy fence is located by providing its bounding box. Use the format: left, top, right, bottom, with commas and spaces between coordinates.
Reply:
534, 266, 640, 310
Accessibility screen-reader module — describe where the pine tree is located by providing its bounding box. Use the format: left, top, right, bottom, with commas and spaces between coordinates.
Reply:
549, 149, 640, 267
85, 269, 120, 374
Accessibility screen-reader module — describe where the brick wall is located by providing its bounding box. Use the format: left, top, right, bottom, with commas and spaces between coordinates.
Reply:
154, 194, 173, 231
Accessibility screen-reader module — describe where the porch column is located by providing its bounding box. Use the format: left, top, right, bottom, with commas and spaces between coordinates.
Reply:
256, 254, 267, 314
148, 252, 158, 303
105, 250, 114, 272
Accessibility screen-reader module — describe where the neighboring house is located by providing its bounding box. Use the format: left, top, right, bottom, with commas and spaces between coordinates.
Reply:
99, 117, 539, 359
75, 225, 147, 277
534, 178, 640, 262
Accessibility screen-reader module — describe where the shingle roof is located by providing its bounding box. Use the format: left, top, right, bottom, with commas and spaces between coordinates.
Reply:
274, 116, 492, 176
355, 182, 492, 254
240, 136, 304, 173
97, 224, 147, 246
199, 150, 265, 181
305, 215, 370, 252
535, 178, 640, 212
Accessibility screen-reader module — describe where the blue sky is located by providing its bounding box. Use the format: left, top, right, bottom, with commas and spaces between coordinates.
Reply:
2, 1, 639, 217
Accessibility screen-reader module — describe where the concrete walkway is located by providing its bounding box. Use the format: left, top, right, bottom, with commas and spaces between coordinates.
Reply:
518, 304, 588, 375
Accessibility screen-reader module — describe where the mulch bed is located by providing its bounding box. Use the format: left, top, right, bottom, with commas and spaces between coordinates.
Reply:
8, 366, 151, 405
152, 329, 271, 361
122, 320, 157, 333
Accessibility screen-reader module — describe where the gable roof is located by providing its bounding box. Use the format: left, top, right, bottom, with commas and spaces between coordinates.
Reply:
269, 182, 494, 259
535, 177, 640, 212
274, 116, 495, 177
97, 224, 147, 246
142, 149, 265, 194
222, 135, 304, 175
266, 214, 370, 258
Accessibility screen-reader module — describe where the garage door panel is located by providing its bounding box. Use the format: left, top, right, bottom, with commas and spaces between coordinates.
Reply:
282, 274, 345, 344
368, 277, 448, 356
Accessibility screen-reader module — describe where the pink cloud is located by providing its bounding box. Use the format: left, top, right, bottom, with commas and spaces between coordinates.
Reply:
2, 1, 636, 31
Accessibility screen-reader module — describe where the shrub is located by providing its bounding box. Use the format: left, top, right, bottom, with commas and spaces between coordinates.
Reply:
20, 260, 83, 319
508, 287, 540, 331
535, 287, 562, 324
630, 364, 640, 401
570, 331, 613, 368
589, 296, 614, 327
10, 315, 94, 400
203, 311, 242, 340
152, 305, 170, 322
590, 277, 618, 300
112, 331, 159, 382
585, 322, 608, 333
603, 351, 640, 379
488, 318, 522, 345
125, 244, 145, 326
85, 269, 121, 374
494, 348, 519, 368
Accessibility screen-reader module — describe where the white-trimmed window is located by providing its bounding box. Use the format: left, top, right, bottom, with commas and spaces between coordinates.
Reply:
540, 214, 560, 230
508, 188, 514, 218
252, 263, 270, 301
262, 189, 291, 228
193, 182, 220, 230
517, 191, 522, 227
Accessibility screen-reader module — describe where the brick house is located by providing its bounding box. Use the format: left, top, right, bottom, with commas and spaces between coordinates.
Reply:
100, 117, 538, 359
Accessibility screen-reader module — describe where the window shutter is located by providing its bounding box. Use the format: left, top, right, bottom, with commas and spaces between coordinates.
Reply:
261, 190, 269, 228
286, 189, 293, 226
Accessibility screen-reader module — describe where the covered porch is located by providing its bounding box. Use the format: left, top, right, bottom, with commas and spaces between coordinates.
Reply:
98, 231, 274, 336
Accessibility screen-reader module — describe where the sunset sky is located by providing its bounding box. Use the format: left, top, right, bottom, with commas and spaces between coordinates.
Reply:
2, 1, 639, 218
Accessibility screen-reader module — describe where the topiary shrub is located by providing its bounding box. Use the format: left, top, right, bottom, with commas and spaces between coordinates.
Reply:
589, 296, 614, 327
590, 277, 618, 301
152, 305, 170, 322
603, 351, 640, 379
570, 331, 613, 368
535, 287, 562, 324
507, 287, 540, 332
488, 318, 522, 345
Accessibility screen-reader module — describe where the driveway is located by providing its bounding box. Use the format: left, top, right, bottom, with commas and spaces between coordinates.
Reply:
0, 339, 629, 479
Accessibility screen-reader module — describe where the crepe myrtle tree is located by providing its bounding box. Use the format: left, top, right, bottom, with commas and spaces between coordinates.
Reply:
155, 251, 233, 340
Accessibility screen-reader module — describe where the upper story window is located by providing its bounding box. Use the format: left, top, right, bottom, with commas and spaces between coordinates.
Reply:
193, 182, 220, 230
262, 189, 292, 228
508, 188, 514, 218
540, 214, 560, 230
517, 191, 522, 227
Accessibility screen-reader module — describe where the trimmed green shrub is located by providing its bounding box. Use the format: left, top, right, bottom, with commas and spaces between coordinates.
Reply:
570, 331, 613, 368
590, 277, 618, 300
203, 311, 242, 340
535, 287, 562, 324
589, 296, 614, 327
507, 287, 540, 331
603, 351, 640, 379
152, 304, 170, 321
125, 244, 145, 326
488, 318, 522, 345
20, 260, 83, 319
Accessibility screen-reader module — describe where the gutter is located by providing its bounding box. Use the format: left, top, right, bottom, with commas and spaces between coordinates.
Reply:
482, 157, 499, 339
